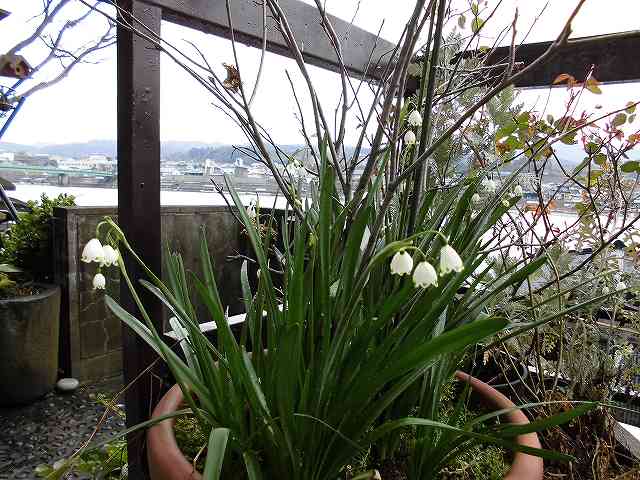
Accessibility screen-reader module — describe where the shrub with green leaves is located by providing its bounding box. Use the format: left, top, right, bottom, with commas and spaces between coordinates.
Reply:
0, 193, 75, 283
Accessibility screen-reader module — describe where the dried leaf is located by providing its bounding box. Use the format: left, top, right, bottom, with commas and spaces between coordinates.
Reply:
222, 63, 241, 93
553, 73, 575, 86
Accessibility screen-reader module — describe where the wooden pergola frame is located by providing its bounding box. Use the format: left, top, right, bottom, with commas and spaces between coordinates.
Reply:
116, 1, 640, 475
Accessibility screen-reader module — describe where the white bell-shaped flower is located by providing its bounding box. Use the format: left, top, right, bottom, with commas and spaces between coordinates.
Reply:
513, 185, 523, 196
440, 244, 464, 274
93, 273, 106, 290
471, 193, 481, 203
390, 250, 413, 276
81, 238, 105, 264
602, 286, 610, 295
413, 261, 438, 288
616, 281, 627, 291
482, 178, 496, 194
372, 470, 382, 480
101, 245, 119, 267
404, 130, 417, 145
247, 199, 258, 219
501, 199, 510, 207
407, 110, 422, 127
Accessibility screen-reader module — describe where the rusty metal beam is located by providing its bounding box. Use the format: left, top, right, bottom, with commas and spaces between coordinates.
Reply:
116, 1, 163, 476
141, 0, 395, 80
472, 31, 640, 88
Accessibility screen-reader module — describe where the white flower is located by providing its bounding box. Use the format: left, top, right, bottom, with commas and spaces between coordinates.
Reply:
81, 238, 105, 264
408, 110, 422, 127
286, 160, 306, 179
256, 268, 261, 279
501, 199, 510, 207
471, 193, 481, 203
482, 178, 496, 194
92, 273, 106, 290
390, 250, 413, 276
440, 244, 464, 274
372, 470, 382, 480
101, 245, 119, 267
616, 281, 627, 291
602, 286, 610, 295
247, 199, 259, 219
413, 261, 438, 288
404, 130, 417, 145
513, 185, 523, 196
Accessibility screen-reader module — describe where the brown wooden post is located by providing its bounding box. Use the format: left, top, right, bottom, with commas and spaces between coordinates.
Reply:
116, 1, 162, 476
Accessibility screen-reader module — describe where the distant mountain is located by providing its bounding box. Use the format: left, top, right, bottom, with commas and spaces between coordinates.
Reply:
0, 140, 221, 159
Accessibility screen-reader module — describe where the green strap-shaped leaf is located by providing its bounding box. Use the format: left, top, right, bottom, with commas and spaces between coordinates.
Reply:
202, 427, 230, 480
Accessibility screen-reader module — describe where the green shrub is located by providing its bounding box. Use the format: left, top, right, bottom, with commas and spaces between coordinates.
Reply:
0, 193, 75, 283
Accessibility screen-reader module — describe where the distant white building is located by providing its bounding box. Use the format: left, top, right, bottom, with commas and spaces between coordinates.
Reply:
58, 154, 115, 172
203, 159, 223, 176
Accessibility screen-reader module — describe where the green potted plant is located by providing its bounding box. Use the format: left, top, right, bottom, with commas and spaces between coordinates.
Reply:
44, 0, 640, 478
0, 193, 74, 406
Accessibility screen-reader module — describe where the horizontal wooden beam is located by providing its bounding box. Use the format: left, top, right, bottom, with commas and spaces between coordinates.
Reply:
141, 0, 395, 81
481, 31, 640, 88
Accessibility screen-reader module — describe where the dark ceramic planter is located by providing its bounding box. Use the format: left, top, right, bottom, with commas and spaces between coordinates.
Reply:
0, 284, 61, 406
148, 377, 543, 480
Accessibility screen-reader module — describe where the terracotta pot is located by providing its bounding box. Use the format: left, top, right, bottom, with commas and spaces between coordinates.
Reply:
147, 384, 202, 480
455, 371, 543, 480
148, 377, 543, 480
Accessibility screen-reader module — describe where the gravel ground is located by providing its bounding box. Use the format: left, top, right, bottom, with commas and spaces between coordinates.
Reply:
0, 378, 125, 480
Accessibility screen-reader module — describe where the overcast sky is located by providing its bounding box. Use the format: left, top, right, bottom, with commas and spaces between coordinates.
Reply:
0, 0, 637, 146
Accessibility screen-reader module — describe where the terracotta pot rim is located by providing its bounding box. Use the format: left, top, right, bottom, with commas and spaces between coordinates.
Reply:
147, 384, 202, 480
455, 370, 543, 480
148, 376, 543, 480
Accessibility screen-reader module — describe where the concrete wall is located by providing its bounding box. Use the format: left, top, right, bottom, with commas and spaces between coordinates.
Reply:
52, 206, 246, 383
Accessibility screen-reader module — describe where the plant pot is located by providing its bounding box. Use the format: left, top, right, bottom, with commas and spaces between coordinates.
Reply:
0, 284, 61, 406
455, 371, 543, 480
147, 384, 202, 480
149, 377, 543, 480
